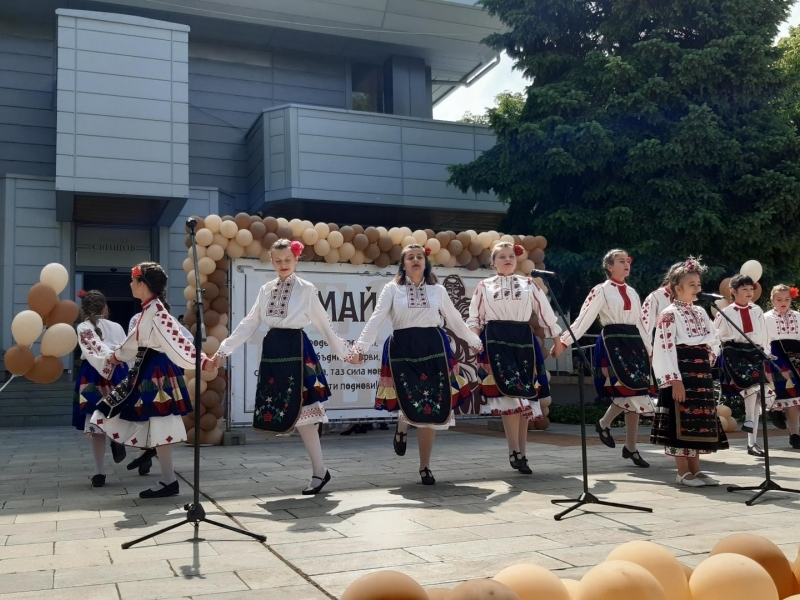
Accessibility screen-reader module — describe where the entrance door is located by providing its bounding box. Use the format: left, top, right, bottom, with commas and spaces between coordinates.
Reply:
81, 273, 140, 332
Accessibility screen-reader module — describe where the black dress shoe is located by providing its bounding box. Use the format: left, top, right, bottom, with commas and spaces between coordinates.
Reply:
790, 434, 800, 449
138, 456, 153, 476
516, 455, 533, 475
770, 411, 787, 430
622, 446, 650, 468
393, 424, 407, 457
509, 451, 522, 470
139, 480, 179, 498
127, 448, 157, 471
595, 421, 616, 448
419, 468, 435, 485
747, 444, 765, 457
340, 424, 357, 436
91, 474, 106, 488
302, 470, 331, 495
110, 442, 127, 464
741, 420, 754, 434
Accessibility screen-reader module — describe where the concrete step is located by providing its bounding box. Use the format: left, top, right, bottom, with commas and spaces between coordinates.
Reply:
0, 379, 75, 427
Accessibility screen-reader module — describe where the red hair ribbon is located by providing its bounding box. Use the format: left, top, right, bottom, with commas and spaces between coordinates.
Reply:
425, 247, 432, 256
791, 287, 799, 299
290, 240, 304, 257
77, 290, 86, 298
513, 245, 525, 257
131, 266, 142, 278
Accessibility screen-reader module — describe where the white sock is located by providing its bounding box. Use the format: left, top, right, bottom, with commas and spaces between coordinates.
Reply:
624, 411, 639, 451
155, 445, 176, 486
90, 435, 105, 475
744, 389, 760, 445
297, 423, 327, 482
599, 404, 625, 430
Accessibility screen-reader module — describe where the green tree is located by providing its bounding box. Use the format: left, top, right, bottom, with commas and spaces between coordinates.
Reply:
778, 26, 800, 134
449, 0, 800, 307
459, 90, 525, 125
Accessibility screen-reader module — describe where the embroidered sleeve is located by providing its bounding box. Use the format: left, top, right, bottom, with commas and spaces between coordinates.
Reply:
128, 313, 140, 335
218, 284, 268, 357
78, 324, 117, 379
754, 307, 770, 352
632, 293, 653, 355
354, 283, 394, 355
652, 311, 681, 387
113, 325, 139, 364
561, 284, 602, 344
437, 286, 483, 350
308, 286, 351, 360
705, 311, 721, 360
466, 281, 485, 331
713, 308, 733, 343
641, 292, 657, 334
152, 306, 209, 370
531, 281, 562, 338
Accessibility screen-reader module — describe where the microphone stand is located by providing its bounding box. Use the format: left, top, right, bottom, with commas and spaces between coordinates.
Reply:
707, 298, 800, 506
542, 274, 652, 520
122, 219, 266, 549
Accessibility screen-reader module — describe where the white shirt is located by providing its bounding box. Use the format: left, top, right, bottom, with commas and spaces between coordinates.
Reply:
129, 312, 193, 340
77, 318, 128, 380
466, 274, 561, 338
642, 286, 672, 335
113, 298, 209, 370
354, 280, 482, 355
559, 280, 651, 353
218, 274, 350, 360
714, 302, 769, 352
765, 309, 800, 342
652, 301, 720, 388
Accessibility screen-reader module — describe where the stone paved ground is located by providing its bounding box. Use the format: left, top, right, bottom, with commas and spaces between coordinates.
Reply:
1, 422, 799, 599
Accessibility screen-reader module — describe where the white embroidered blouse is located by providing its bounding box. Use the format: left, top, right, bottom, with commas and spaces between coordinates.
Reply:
642, 286, 672, 335
714, 302, 769, 352
217, 274, 350, 360
765, 309, 800, 342
466, 274, 562, 338
112, 297, 210, 370
353, 280, 483, 355
559, 280, 651, 353
77, 319, 128, 380
129, 312, 193, 340
652, 301, 720, 388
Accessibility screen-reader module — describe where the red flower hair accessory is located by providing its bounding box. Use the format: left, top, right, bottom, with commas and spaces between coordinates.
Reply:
425, 247, 432, 256
290, 241, 304, 257
627, 256, 633, 265
513, 244, 525, 257
77, 290, 86, 298
791, 287, 799, 299
131, 266, 142, 278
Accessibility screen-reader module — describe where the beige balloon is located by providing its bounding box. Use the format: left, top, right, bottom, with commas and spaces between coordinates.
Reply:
259, 248, 271, 262
245, 239, 262, 257
324, 248, 341, 264
204, 214, 222, 234
412, 230, 427, 245
202, 336, 220, 356
198, 257, 216, 276
328, 230, 344, 248
500, 234, 515, 244
314, 239, 331, 256
289, 218, 305, 237
276, 217, 289, 227
188, 245, 207, 260
182, 257, 193, 272
402, 235, 417, 248
183, 286, 196, 301
226, 241, 244, 260
209, 324, 229, 340
11, 310, 44, 346
399, 226, 412, 238
302, 228, 320, 245
314, 222, 330, 238
466, 229, 478, 241
212, 232, 229, 249
351, 249, 365, 265
477, 231, 493, 248
339, 242, 356, 261
200, 366, 218, 381
435, 249, 451, 265
235, 228, 253, 247
40, 263, 69, 295
424, 238, 441, 254
40, 323, 78, 357
219, 219, 238, 239
195, 228, 213, 246
206, 244, 225, 261
388, 227, 404, 245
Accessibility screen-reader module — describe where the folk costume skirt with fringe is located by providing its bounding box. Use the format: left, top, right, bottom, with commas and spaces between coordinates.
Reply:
717, 341, 764, 398
593, 324, 654, 415
767, 340, 800, 411
72, 360, 129, 433
650, 345, 728, 457
375, 327, 468, 429
90, 348, 191, 448
477, 320, 549, 421
253, 328, 330, 434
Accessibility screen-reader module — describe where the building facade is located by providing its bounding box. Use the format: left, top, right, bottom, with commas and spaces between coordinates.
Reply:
0, 0, 504, 369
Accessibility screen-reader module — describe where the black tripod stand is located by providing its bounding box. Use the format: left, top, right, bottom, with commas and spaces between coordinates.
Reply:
711, 301, 800, 506
543, 277, 652, 521
122, 218, 266, 549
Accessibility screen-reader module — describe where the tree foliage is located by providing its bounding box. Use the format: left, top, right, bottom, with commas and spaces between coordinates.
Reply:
460, 90, 525, 125
449, 0, 800, 308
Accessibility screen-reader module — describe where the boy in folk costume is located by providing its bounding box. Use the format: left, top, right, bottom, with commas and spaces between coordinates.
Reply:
714, 274, 774, 457
650, 257, 728, 487
764, 284, 800, 449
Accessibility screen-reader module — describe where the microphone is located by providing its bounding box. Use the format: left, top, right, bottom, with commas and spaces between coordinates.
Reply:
696, 292, 724, 302
530, 269, 557, 278
185, 217, 198, 229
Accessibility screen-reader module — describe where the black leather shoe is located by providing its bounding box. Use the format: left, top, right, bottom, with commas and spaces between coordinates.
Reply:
393, 424, 407, 457
770, 411, 787, 430
340, 424, 357, 436
622, 446, 650, 468
595, 421, 615, 448
419, 468, 435, 485
302, 470, 331, 495
139, 480, 179, 498
110, 441, 127, 464
91, 474, 106, 488
517, 455, 533, 475
127, 448, 157, 471
747, 444, 765, 457
741, 420, 754, 434
509, 451, 522, 470
790, 434, 800, 449
138, 456, 153, 476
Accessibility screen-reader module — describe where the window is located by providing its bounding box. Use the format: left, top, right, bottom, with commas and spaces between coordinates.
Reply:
351, 63, 384, 113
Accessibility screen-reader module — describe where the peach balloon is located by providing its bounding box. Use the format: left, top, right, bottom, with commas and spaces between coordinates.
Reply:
328, 230, 344, 248
339, 242, 356, 261
709, 534, 796, 599
388, 227, 404, 245
195, 228, 213, 246
227, 241, 245, 259
219, 219, 238, 239
235, 228, 253, 247
690, 553, 778, 600
12, 310, 44, 346
40, 323, 78, 358
351, 250, 366, 265
198, 257, 217, 275
289, 218, 304, 237
206, 244, 225, 261
449, 579, 519, 600
435, 249, 451, 265
606, 541, 690, 600
402, 235, 417, 248
314, 222, 330, 239
561, 580, 579, 598
427, 590, 452, 600
246, 240, 262, 257
575, 561, 666, 600
493, 563, 570, 600
314, 239, 331, 256
302, 228, 320, 245
205, 214, 222, 233
341, 571, 428, 600
413, 230, 427, 245
425, 238, 441, 254
212, 232, 229, 249
324, 248, 341, 264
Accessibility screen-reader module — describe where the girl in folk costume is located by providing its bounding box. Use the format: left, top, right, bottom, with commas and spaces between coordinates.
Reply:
212, 239, 351, 495
73, 290, 129, 487
352, 244, 482, 485
561, 249, 654, 468
714, 274, 774, 457
641, 265, 681, 338
650, 257, 728, 487
467, 242, 564, 475
90, 262, 215, 498
763, 284, 800, 449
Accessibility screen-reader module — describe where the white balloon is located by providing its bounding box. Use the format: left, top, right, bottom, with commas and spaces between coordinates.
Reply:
740, 260, 763, 282
40, 323, 78, 357
11, 310, 44, 346
40, 263, 69, 295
